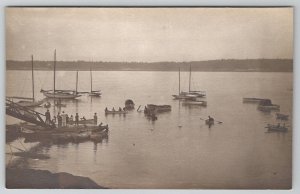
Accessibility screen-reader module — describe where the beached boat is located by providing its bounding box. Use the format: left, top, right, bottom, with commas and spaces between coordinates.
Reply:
265, 124, 288, 132
257, 99, 280, 111
276, 113, 289, 120
105, 109, 128, 114
41, 50, 81, 99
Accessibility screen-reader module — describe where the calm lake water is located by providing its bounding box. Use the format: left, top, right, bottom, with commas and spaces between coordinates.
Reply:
6, 70, 293, 189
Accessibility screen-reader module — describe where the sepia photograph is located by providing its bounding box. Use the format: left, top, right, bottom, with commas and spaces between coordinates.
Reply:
5, 7, 293, 189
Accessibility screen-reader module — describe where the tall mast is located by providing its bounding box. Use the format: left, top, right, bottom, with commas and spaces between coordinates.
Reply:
31, 55, 35, 101
189, 64, 191, 92
90, 67, 93, 92
54, 49, 56, 93
76, 70, 78, 94
178, 67, 181, 95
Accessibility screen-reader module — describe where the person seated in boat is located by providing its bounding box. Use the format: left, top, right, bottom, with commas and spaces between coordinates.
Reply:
105, 107, 108, 112
123, 107, 126, 111
81, 116, 86, 121
112, 107, 115, 111
208, 116, 214, 122
119, 107, 122, 111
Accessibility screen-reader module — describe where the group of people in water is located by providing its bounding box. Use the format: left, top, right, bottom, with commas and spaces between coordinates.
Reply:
45, 109, 98, 127
105, 107, 125, 112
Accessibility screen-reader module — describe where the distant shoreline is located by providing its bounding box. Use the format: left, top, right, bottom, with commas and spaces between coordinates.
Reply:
6, 59, 293, 72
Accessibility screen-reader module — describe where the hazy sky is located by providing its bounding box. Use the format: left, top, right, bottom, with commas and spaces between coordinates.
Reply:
6, 7, 293, 62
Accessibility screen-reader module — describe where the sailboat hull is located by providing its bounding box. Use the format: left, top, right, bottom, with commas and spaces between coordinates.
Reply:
42, 91, 81, 99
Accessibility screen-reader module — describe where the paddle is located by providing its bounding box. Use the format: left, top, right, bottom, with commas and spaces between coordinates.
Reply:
200, 117, 223, 124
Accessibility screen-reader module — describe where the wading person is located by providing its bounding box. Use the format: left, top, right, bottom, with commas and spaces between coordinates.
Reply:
75, 113, 79, 126
61, 111, 67, 127
94, 113, 97, 125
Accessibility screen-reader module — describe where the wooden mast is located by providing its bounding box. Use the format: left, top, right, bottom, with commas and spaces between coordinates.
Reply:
31, 55, 35, 101
178, 67, 181, 95
54, 49, 56, 94
90, 67, 93, 93
189, 64, 191, 92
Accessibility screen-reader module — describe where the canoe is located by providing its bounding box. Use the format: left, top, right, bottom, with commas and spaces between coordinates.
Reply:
182, 100, 207, 106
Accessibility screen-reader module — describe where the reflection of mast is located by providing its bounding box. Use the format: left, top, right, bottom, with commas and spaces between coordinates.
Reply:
31, 55, 35, 101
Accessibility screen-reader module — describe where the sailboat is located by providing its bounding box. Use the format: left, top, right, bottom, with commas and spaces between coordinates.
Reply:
40, 50, 81, 99
88, 68, 101, 97
7, 55, 44, 107
172, 65, 206, 99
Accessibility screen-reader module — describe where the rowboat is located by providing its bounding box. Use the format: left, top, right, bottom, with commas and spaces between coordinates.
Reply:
145, 104, 171, 113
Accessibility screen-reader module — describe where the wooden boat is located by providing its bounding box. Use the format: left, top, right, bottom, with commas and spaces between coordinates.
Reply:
276, 113, 289, 120
8, 56, 44, 107
265, 124, 288, 132
105, 109, 128, 114
41, 50, 81, 99
172, 65, 206, 99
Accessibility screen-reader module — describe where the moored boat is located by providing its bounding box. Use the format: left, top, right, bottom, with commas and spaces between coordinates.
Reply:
68, 118, 95, 125
144, 104, 171, 114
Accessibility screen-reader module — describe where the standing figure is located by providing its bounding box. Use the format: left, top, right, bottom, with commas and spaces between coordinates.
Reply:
61, 111, 67, 127
45, 109, 51, 125
75, 113, 79, 126
94, 113, 98, 125
57, 113, 62, 128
